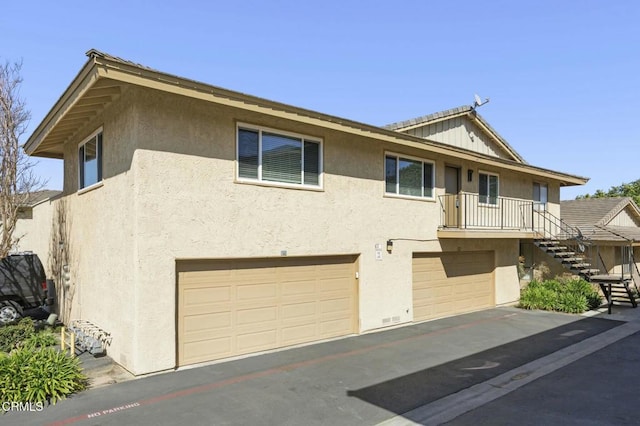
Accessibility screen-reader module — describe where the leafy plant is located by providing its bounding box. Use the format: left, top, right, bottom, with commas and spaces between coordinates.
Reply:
0, 317, 35, 353
555, 291, 588, 313
21, 331, 57, 350
519, 277, 602, 313
519, 281, 557, 311
0, 346, 87, 405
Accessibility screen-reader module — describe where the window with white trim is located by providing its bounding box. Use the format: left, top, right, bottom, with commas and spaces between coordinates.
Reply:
479, 171, 499, 205
78, 130, 103, 190
237, 125, 321, 187
385, 154, 434, 199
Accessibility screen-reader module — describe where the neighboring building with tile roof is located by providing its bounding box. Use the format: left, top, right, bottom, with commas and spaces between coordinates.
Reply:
559, 197, 640, 278
561, 197, 640, 243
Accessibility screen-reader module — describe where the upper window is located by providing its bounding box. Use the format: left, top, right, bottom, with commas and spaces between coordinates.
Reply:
385, 154, 434, 199
479, 171, 499, 205
533, 182, 548, 211
79, 129, 103, 190
237, 125, 322, 188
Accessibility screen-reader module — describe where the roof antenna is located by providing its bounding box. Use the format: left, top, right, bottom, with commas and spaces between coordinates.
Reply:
473, 94, 490, 109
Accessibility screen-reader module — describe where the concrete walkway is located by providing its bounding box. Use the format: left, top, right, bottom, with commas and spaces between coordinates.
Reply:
5, 305, 639, 425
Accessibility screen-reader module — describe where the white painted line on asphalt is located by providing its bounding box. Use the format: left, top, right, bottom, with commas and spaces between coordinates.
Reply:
377, 321, 640, 426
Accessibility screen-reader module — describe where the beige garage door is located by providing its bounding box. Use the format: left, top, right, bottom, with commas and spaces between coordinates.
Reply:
177, 256, 358, 366
413, 251, 494, 322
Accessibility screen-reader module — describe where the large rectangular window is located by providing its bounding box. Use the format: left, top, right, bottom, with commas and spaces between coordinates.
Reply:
79, 129, 103, 190
479, 171, 499, 205
385, 154, 434, 199
237, 125, 321, 187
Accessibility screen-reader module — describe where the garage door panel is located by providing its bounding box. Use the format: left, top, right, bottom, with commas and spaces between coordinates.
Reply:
183, 286, 232, 306
183, 311, 232, 333
184, 337, 233, 364
236, 329, 278, 353
413, 251, 494, 322
320, 318, 352, 336
180, 268, 233, 284
178, 256, 357, 366
320, 277, 352, 294
281, 301, 316, 320
236, 306, 278, 325
281, 323, 317, 345
320, 297, 351, 314
281, 280, 316, 296
236, 283, 278, 301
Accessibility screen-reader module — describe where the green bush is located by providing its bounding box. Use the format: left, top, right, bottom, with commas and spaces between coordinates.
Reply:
519, 277, 602, 314
564, 278, 602, 310
556, 291, 588, 313
21, 331, 57, 350
0, 318, 35, 353
0, 346, 87, 405
519, 281, 557, 310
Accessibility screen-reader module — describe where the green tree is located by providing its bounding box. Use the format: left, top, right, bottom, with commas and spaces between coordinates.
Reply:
577, 178, 640, 206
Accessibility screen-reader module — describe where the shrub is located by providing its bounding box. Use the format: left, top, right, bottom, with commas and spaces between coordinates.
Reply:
519, 277, 602, 314
0, 318, 35, 353
555, 291, 588, 313
519, 281, 557, 311
0, 346, 87, 405
21, 331, 57, 350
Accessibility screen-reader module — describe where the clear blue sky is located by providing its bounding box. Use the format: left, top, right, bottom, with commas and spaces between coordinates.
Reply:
3, 1, 638, 199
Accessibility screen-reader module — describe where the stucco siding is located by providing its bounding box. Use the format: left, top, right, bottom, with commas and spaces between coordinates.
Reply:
14, 200, 55, 273
55, 90, 137, 373
123, 88, 526, 373
52, 85, 571, 375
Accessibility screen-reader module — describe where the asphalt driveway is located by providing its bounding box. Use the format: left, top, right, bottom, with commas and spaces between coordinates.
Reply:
4, 307, 629, 426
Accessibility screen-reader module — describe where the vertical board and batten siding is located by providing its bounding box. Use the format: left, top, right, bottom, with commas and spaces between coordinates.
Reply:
412, 251, 495, 322
404, 117, 509, 160
177, 256, 358, 366
608, 207, 640, 227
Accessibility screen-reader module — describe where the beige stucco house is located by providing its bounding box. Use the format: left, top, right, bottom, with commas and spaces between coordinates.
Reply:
13, 190, 61, 270
24, 50, 587, 376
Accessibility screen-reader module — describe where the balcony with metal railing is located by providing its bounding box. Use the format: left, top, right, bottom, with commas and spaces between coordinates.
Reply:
437, 192, 544, 238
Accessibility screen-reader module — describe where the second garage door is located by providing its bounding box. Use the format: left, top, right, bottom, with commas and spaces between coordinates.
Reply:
412, 251, 494, 322
177, 255, 358, 366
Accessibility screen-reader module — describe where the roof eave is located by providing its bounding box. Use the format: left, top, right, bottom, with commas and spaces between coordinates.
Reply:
24, 57, 101, 158
24, 51, 588, 186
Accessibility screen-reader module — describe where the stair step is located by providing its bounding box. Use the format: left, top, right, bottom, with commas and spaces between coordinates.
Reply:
562, 257, 584, 263
572, 263, 591, 269
581, 269, 600, 275
546, 246, 568, 251
536, 242, 560, 248
554, 251, 576, 258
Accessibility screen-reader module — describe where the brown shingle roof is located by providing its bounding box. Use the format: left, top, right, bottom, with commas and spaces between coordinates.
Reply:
560, 198, 640, 242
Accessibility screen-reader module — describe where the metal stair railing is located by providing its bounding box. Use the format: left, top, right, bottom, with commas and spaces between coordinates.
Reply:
532, 210, 592, 261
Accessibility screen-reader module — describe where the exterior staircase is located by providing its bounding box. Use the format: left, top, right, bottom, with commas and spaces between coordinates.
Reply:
534, 238, 638, 308
533, 210, 639, 309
